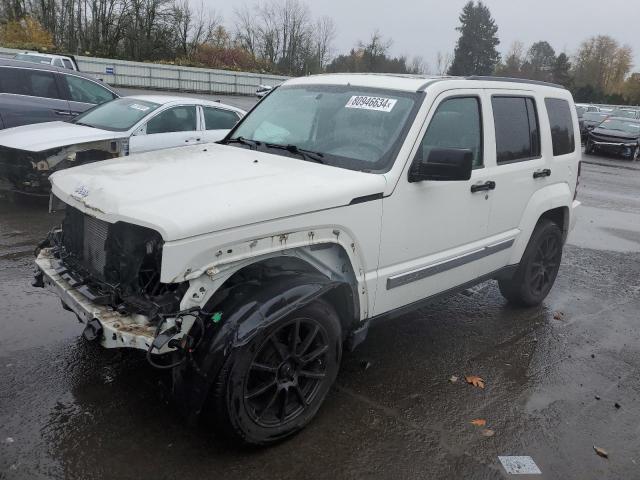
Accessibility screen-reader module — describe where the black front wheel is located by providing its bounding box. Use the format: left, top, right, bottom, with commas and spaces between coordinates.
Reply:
499, 219, 563, 306
208, 299, 342, 445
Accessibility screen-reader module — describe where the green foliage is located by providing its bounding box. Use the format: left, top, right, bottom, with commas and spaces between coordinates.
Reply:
448, 1, 500, 76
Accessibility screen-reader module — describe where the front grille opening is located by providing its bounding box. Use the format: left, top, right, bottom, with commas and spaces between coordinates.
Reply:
56, 206, 187, 317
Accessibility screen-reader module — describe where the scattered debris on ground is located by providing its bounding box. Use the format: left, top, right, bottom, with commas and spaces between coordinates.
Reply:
553, 311, 565, 320
593, 446, 609, 458
470, 419, 486, 427
498, 456, 542, 474
481, 429, 495, 437
449, 375, 459, 383
465, 375, 485, 389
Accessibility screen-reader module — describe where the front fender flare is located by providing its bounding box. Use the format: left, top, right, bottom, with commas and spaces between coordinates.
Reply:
172, 271, 343, 421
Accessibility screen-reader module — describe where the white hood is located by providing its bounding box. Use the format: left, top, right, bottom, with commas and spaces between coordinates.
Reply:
0, 121, 121, 152
50, 143, 387, 241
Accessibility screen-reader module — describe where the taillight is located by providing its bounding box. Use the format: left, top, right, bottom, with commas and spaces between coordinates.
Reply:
574, 160, 581, 200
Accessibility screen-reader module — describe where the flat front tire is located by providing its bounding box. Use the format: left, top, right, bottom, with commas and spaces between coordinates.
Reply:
499, 219, 563, 307
209, 299, 342, 446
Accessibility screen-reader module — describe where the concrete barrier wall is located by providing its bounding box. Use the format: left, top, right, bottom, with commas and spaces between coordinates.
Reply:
0, 46, 289, 95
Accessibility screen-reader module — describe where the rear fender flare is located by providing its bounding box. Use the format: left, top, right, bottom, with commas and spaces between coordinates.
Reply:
509, 182, 572, 264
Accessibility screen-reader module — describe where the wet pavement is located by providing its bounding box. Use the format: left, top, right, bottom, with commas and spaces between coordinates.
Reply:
1, 154, 639, 479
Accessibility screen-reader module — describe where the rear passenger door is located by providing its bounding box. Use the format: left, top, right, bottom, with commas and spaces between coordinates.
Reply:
201, 106, 242, 142
0, 66, 71, 128
483, 92, 547, 269
129, 105, 201, 153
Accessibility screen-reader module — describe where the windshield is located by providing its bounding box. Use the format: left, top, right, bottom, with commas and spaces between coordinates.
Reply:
611, 109, 638, 119
72, 98, 161, 131
14, 53, 51, 65
598, 118, 640, 134
584, 112, 608, 122
227, 85, 421, 172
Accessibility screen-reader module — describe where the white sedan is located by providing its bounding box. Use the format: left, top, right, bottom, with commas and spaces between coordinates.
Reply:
0, 95, 245, 193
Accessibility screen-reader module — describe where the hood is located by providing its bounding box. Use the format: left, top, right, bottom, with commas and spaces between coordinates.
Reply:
0, 121, 121, 152
50, 143, 387, 241
590, 128, 639, 141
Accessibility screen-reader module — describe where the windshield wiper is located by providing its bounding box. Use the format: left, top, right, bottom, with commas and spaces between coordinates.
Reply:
225, 136, 261, 149
264, 143, 325, 164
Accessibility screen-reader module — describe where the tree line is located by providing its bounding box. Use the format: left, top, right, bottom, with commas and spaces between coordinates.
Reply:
0, 0, 638, 104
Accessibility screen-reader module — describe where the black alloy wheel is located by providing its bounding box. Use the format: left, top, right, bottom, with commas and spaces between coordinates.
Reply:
209, 299, 341, 445
525, 234, 560, 298
244, 317, 330, 427
499, 219, 563, 306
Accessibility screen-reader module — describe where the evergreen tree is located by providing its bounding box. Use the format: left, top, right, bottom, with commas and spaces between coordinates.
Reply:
448, 1, 500, 76
552, 53, 572, 87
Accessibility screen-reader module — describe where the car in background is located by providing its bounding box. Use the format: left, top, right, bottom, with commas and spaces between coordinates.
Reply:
255, 84, 273, 97
575, 103, 600, 118
585, 117, 640, 160
610, 108, 640, 120
0, 58, 118, 129
580, 111, 609, 139
0, 95, 245, 193
14, 52, 80, 71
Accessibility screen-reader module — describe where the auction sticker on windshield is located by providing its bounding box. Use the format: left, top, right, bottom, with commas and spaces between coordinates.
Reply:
129, 104, 151, 112
345, 96, 397, 112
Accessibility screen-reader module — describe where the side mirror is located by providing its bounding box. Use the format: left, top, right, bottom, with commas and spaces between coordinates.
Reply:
408, 147, 473, 182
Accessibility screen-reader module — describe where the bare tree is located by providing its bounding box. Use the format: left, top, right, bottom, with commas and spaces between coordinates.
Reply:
435, 51, 452, 75
313, 15, 335, 71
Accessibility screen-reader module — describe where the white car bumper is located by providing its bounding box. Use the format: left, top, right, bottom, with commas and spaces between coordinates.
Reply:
35, 248, 163, 353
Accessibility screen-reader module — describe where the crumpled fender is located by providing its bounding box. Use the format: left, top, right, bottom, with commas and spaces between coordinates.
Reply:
171, 271, 342, 422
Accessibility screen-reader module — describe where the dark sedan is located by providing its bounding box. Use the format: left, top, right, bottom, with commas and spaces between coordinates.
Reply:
580, 111, 609, 139
585, 117, 640, 160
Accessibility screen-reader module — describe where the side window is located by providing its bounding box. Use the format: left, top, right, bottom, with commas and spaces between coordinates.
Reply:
64, 75, 115, 104
53, 58, 64, 67
62, 59, 73, 69
146, 106, 198, 134
418, 96, 483, 168
203, 107, 240, 130
0, 67, 29, 95
545, 98, 575, 156
25, 70, 61, 99
492, 96, 541, 164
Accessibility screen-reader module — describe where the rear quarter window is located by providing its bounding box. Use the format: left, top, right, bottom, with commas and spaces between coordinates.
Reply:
545, 98, 575, 156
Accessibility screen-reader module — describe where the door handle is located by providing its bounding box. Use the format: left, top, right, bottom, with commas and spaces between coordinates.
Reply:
533, 168, 551, 179
55, 110, 72, 116
470, 181, 496, 193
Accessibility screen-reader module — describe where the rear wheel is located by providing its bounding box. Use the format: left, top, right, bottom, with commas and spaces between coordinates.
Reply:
499, 219, 563, 307
209, 299, 341, 445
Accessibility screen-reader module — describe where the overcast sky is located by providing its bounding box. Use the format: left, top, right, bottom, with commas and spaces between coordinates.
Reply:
207, 0, 639, 72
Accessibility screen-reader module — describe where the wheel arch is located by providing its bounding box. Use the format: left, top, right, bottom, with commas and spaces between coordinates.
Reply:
509, 183, 572, 265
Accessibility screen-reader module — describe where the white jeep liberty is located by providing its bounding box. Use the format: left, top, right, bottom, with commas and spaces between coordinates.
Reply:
34, 74, 581, 445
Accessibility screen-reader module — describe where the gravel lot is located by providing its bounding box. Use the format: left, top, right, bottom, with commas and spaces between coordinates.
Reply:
0, 148, 639, 479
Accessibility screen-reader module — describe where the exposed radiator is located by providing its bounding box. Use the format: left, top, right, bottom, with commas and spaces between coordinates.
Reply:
82, 215, 109, 276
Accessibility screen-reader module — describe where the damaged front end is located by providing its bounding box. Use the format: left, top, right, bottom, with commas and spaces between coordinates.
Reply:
0, 139, 127, 194
34, 205, 192, 355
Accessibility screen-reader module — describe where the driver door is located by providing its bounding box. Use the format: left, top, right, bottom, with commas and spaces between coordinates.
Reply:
129, 105, 202, 153
373, 92, 498, 316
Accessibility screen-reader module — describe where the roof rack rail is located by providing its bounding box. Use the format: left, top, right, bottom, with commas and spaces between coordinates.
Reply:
466, 76, 566, 89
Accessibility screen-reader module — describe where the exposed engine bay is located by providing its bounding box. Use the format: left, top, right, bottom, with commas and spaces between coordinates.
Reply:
0, 138, 127, 194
